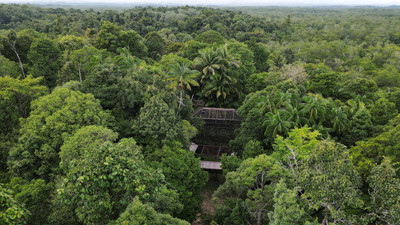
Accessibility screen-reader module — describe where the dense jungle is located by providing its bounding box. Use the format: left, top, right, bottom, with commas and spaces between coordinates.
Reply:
1, 4, 400, 225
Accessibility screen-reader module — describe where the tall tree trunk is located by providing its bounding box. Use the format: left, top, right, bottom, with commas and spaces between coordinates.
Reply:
179, 90, 183, 108
8, 40, 25, 78
257, 208, 262, 225
78, 63, 82, 82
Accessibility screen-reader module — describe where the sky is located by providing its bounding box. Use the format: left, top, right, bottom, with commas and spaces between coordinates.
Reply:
1, 0, 400, 6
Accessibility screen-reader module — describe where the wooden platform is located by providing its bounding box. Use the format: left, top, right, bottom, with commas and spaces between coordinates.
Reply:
200, 161, 222, 170
192, 107, 241, 121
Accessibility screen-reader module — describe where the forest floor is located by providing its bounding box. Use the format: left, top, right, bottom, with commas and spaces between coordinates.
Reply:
192, 173, 224, 225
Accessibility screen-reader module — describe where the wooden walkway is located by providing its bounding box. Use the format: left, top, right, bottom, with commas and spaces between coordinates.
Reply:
192, 107, 241, 121
200, 161, 222, 170
195, 144, 229, 158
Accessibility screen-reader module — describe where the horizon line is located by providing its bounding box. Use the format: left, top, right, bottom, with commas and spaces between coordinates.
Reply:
2, 2, 400, 7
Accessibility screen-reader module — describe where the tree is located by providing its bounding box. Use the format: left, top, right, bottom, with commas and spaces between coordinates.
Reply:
226, 41, 256, 82
182, 40, 208, 60
280, 63, 308, 85
27, 38, 62, 90
59, 138, 177, 224
110, 197, 189, 225
56, 35, 84, 54
195, 45, 242, 107
1, 31, 25, 77
5, 178, 53, 225
0, 185, 29, 225
263, 110, 294, 138
148, 143, 208, 221
59, 125, 118, 173
0, 29, 44, 78
300, 94, 328, 125
367, 159, 400, 224
247, 41, 270, 72
308, 72, 339, 98
342, 105, 373, 146
95, 21, 147, 57
145, 31, 166, 60
202, 72, 239, 107
220, 154, 243, 174
0, 75, 46, 119
242, 140, 265, 159
81, 60, 123, 110
194, 47, 222, 80
60, 46, 109, 83
94, 21, 123, 53
8, 87, 113, 180
157, 53, 192, 73
166, 62, 199, 108
123, 30, 148, 58
339, 78, 378, 100
268, 179, 307, 225
0, 55, 20, 78
214, 154, 292, 225
327, 106, 348, 134
0, 76, 46, 141
370, 98, 398, 126
299, 140, 364, 224
245, 72, 269, 93
133, 94, 180, 147
195, 30, 226, 45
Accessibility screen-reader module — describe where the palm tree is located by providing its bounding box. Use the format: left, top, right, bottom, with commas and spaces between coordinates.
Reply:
328, 107, 349, 134
300, 94, 327, 123
263, 110, 294, 137
194, 47, 222, 81
256, 94, 275, 113
115, 47, 145, 73
202, 72, 239, 105
274, 91, 295, 109
194, 45, 241, 81
194, 45, 243, 106
166, 62, 199, 108
217, 44, 241, 71
283, 100, 308, 128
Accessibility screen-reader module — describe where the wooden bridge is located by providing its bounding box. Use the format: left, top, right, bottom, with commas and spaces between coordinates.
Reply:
194, 144, 229, 158
192, 107, 241, 122
200, 161, 222, 170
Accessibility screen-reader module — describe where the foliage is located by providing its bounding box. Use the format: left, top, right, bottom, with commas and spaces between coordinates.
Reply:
298, 140, 364, 224
220, 154, 243, 174
242, 140, 266, 159
214, 154, 292, 225
110, 197, 189, 225
1, 4, 400, 223
145, 31, 166, 60
95, 21, 147, 57
367, 159, 400, 224
272, 126, 321, 163
195, 30, 226, 45
27, 37, 62, 90
268, 179, 307, 225
308, 72, 339, 98
147, 143, 207, 221
8, 87, 113, 180
59, 125, 118, 173
59, 138, 176, 224
370, 98, 398, 126
0, 185, 29, 225
5, 178, 53, 225
0, 75, 46, 138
